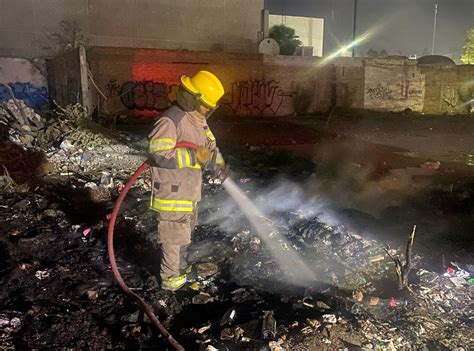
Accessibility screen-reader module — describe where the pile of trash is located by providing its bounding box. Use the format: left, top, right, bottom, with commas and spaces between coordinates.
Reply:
0, 101, 144, 184
0, 100, 119, 150
0, 99, 46, 148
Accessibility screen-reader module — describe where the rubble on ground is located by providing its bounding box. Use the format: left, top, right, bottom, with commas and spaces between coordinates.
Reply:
0, 101, 144, 184
0, 100, 119, 150
0, 104, 473, 349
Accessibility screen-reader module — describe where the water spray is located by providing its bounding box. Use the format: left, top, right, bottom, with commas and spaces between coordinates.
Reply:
222, 179, 316, 285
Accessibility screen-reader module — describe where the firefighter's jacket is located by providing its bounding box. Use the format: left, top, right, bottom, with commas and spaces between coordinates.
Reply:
148, 105, 223, 214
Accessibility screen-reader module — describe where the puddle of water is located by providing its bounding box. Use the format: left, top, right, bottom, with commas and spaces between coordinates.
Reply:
394, 151, 474, 166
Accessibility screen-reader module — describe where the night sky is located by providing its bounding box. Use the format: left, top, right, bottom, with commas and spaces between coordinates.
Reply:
265, 0, 474, 60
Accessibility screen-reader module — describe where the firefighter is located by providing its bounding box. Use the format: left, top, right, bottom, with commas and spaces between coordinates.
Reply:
148, 70, 227, 291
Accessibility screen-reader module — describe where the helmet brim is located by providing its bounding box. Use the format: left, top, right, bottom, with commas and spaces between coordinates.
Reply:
180, 76, 199, 95
180, 75, 219, 109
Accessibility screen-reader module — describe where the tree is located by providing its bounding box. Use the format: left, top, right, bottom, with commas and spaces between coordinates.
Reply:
269, 24, 302, 55
366, 48, 379, 57
43, 20, 89, 54
460, 28, 474, 64
379, 49, 388, 57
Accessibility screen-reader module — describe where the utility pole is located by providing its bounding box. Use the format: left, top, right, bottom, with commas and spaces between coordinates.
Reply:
352, 0, 358, 57
431, 3, 438, 55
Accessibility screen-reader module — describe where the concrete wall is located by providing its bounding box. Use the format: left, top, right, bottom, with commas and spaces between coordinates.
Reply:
0, 57, 50, 109
421, 65, 474, 114
364, 59, 425, 112
46, 47, 474, 117
0, 0, 264, 59
362, 60, 473, 114
46, 50, 82, 107
87, 47, 271, 117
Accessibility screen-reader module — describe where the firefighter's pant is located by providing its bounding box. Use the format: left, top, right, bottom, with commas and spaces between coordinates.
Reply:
157, 208, 198, 290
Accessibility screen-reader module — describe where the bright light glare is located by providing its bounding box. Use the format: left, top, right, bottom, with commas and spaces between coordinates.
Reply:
320, 23, 386, 65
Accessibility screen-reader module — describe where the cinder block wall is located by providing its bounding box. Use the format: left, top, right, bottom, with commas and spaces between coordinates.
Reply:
47, 47, 474, 117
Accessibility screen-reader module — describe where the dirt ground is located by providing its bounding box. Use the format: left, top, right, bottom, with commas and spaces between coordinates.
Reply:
1, 110, 473, 350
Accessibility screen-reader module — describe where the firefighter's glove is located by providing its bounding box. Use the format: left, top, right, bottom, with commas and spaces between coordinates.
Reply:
196, 147, 212, 166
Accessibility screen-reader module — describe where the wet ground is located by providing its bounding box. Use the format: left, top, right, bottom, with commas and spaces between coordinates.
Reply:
1, 111, 474, 350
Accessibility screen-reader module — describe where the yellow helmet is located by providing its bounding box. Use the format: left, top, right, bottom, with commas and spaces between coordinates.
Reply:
180, 70, 225, 109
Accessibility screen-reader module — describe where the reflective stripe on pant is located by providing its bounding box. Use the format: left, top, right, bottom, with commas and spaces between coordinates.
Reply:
151, 197, 193, 213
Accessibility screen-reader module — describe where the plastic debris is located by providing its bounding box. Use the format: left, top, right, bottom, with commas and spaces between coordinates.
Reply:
197, 324, 212, 334
60, 139, 75, 151
268, 339, 285, 351
322, 314, 337, 324
369, 255, 385, 263
35, 270, 50, 280
192, 292, 214, 305
261, 311, 277, 340
219, 307, 237, 326
449, 277, 468, 287
87, 290, 98, 300
368, 297, 380, 306
353, 291, 364, 302
196, 262, 219, 279
220, 326, 244, 341
388, 298, 399, 308
420, 160, 441, 170
306, 318, 321, 329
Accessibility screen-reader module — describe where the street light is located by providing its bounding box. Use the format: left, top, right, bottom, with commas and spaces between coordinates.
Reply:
431, 3, 438, 55
352, 0, 358, 57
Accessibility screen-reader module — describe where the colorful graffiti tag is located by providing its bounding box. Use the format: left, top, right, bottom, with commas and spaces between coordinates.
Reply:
225, 80, 291, 116
107, 80, 178, 112
0, 82, 50, 109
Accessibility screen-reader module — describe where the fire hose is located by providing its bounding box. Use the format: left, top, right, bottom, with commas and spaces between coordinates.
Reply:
107, 141, 199, 351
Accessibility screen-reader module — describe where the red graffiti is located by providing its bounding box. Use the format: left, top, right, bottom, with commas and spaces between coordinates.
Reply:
226, 80, 289, 116
118, 80, 178, 112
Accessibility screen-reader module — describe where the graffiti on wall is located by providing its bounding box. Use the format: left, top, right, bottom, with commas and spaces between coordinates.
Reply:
106, 79, 178, 112
225, 80, 292, 116
367, 84, 393, 100
399, 79, 423, 100
442, 85, 460, 109
105, 79, 121, 98
0, 82, 50, 109
105, 78, 293, 116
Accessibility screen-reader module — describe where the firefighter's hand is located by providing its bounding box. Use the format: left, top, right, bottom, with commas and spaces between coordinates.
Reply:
195, 147, 212, 165
212, 164, 231, 184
